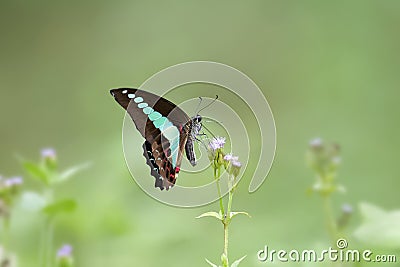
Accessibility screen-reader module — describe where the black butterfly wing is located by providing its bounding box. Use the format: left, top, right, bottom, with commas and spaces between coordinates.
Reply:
110, 88, 191, 190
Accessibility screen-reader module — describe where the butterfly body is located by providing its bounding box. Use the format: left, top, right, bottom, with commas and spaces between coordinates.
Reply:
110, 88, 200, 190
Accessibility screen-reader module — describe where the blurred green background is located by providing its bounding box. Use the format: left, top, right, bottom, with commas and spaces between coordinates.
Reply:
1, 1, 399, 266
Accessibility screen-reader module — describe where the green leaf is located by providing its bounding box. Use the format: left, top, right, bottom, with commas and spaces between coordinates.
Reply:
55, 162, 91, 184
359, 202, 386, 221
42, 199, 77, 216
196, 211, 222, 220
23, 162, 48, 184
205, 258, 219, 267
230, 211, 251, 220
231, 255, 247, 267
353, 202, 400, 249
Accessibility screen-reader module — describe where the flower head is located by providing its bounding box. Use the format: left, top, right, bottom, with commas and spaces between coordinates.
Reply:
57, 244, 73, 258
41, 148, 58, 171
231, 160, 242, 168
224, 154, 238, 162
342, 204, 353, 214
209, 137, 226, 151
309, 137, 323, 149
41, 148, 57, 160
223, 152, 242, 179
4, 177, 23, 187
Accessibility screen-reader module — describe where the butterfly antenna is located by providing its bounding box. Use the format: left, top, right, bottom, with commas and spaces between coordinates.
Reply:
194, 97, 203, 115
198, 95, 218, 114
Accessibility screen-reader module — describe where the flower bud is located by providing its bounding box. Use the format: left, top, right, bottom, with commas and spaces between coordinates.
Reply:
307, 138, 341, 179
41, 148, 57, 171
56, 244, 74, 267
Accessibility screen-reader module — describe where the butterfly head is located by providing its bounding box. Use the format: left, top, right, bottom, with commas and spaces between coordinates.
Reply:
193, 114, 202, 124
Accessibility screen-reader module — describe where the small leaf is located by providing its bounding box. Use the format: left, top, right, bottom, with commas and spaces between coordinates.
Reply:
205, 258, 219, 267
196, 211, 222, 220
42, 199, 77, 216
231, 255, 247, 267
230, 211, 251, 220
55, 162, 91, 184
23, 162, 48, 184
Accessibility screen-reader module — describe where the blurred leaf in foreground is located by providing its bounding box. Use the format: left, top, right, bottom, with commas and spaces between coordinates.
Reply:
353, 202, 400, 249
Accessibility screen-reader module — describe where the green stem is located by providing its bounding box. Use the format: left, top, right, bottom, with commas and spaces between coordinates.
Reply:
223, 223, 229, 267
322, 194, 338, 244
3, 216, 10, 251
41, 188, 55, 267
223, 178, 235, 267
322, 194, 345, 267
2, 215, 11, 267
41, 217, 54, 267
227, 190, 234, 216
215, 168, 225, 216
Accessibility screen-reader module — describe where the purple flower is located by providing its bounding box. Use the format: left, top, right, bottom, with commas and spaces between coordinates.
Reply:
224, 153, 242, 168
231, 160, 242, 168
342, 204, 353, 214
224, 154, 238, 162
57, 244, 73, 258
41, 148, 56, 159
209, 137, 226, 151
4, 177, 23, 187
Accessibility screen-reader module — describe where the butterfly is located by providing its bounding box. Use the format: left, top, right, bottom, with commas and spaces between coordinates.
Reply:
110, 88, 202, 190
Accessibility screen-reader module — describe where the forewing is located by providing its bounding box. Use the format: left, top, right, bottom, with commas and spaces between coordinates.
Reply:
110, 88, 191, 189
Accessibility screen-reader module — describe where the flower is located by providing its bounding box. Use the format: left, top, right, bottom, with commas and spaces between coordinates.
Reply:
342, 204, 353, 214
41, 148, 58, 171
309, 137, 323, 148
41, 148, 57, 159
57, 244, 73, 258
231, 160, 242, 168
223, 153, 242, 178
224, 154, 238, 162
209, 137, 226, 151
4, 177, 23, 187
57, 244, 74, 267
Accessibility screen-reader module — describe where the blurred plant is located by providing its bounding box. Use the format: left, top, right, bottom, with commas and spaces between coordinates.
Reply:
56, 244, 74, 267
306, 138, 400, 266
306, 138, 350, 244
0, 175, 23, 267
197, 137, 249, 267
22, 148, 88, 267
